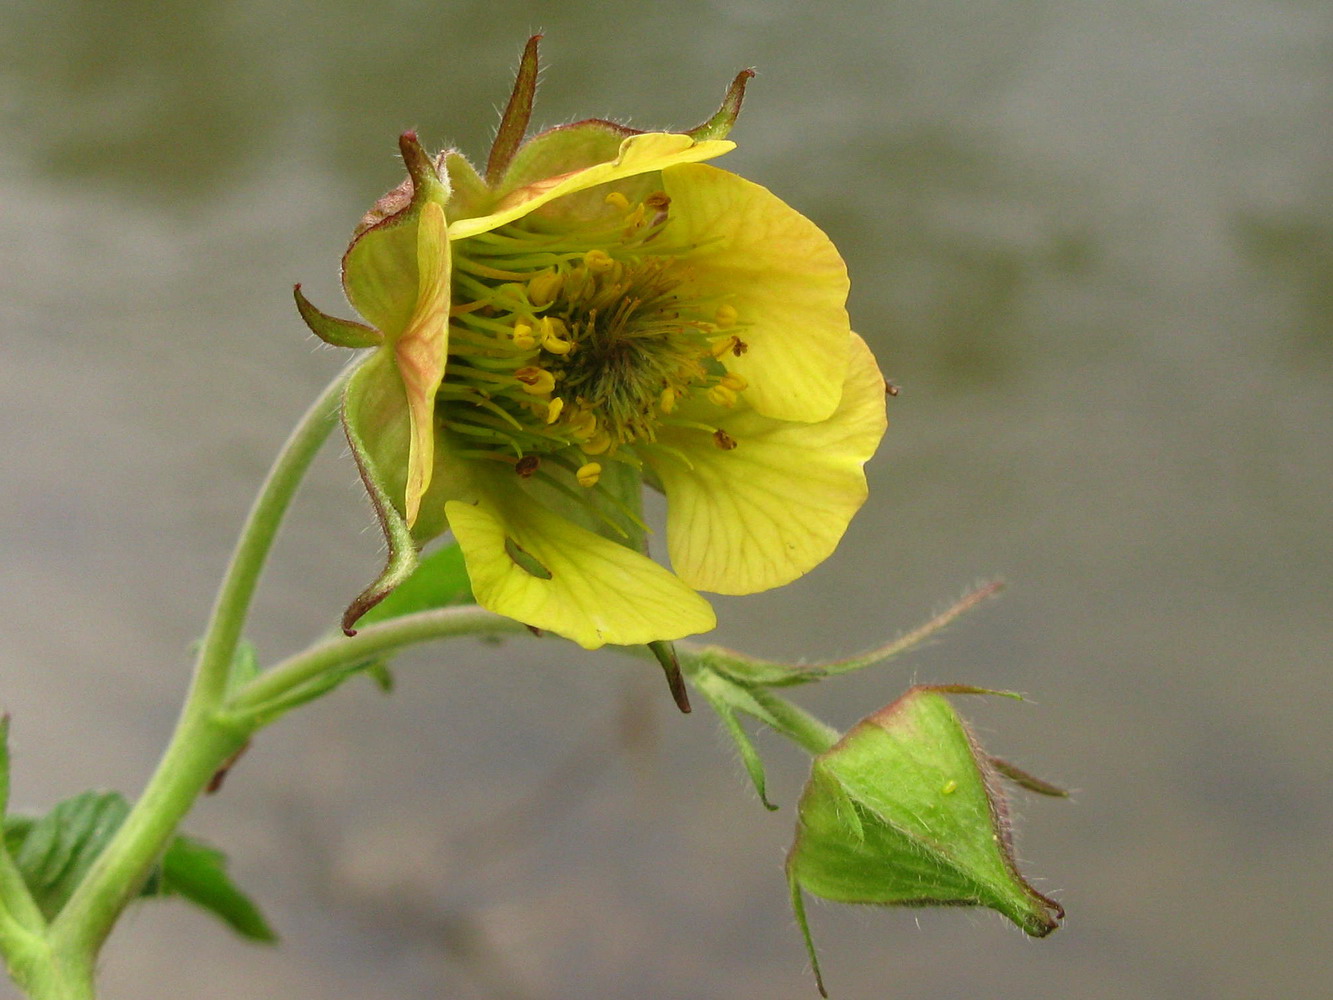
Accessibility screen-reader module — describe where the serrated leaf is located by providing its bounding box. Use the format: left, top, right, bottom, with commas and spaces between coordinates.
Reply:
6, 791, 128, 921
356, 541, 474, 626
3, 791, 275, 941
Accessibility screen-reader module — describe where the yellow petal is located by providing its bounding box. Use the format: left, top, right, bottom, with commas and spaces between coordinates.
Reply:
645, 334, 887, 595
445, 485, 717, 649
662, 163, 851, 423
448, 133, 735, 241
393, 201, 451, 526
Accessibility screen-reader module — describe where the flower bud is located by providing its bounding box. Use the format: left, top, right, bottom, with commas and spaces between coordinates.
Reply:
786, 685, 1065, 996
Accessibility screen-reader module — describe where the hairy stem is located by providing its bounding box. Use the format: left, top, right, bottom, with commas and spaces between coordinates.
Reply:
48, 371, 347, 962
226, 607, 533, 723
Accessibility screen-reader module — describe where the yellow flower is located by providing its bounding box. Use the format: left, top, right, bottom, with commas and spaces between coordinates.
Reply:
297, 37, 888, 649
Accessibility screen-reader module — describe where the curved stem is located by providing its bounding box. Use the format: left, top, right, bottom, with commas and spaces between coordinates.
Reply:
225, 606, 533, 723
191, 371, 350, 708
48, 371, 347, 961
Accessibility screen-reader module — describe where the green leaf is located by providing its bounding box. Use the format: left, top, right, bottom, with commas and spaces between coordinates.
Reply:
5, 791, 128, 921
356, 541, 474, 625
3, 791, 275, 941
153, 836, 276, 942
786, 686, 1063, 996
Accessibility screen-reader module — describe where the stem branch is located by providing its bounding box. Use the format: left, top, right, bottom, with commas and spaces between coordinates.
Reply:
48, 371, 347, 960
225, 607, 532, 722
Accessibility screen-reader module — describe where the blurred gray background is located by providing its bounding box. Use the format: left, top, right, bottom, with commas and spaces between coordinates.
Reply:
2, 1, 1330, 998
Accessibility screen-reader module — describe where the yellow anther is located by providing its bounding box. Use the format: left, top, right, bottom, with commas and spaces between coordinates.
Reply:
659, 387, 679, 415
720, 372, 748, 392
512, 321, 536, 350
604, 191, 631, 211
584, 249, 616, 274
566, 409, 598, 440
540, 316, 574, 355
528, 270, 563, 307
623, 204, 646, 229
707, 385, 738, 408
514, 366, 555, 395
714, 303, 739, 328
710, 334, 741, 359
581, 429, 612, 456
576, 462, 602, 488
712, 429, 738, 451
545, 396, 565, 424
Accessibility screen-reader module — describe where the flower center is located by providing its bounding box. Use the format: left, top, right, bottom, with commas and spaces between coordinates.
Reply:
439, 188, 747, 497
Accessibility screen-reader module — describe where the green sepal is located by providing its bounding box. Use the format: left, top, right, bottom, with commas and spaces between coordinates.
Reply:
696, 583, 1006, 689
787, 686, 1064, 996
690, 670, 779, 810
340, 132, 450, 337
292, 285, 381, 349
357, 541, 474, 626
686, 68, 756, 141
2, 791, 275, 942
340, 353, 420, 634
495, 118, 637, 205
648, 640, 692, 714
442, 151, 491, 222
485, 34, 542, 184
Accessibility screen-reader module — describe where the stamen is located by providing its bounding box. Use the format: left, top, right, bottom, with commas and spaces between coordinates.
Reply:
707, 385, 738, 408
515, 455, 541, 477
714, 303, 739, 328
659, 387, 679, 414
545, 397, 565, 423
514, 366, 555, 395
712, 429, 738, 451
584, 249, 616, 274
581, 429, 612, 455
710, 334, 742, 358
565, 409, 598, 440
539, 316, 574, 354
576, 462, 602, 488
720, 372, 748, 391
604, 191, 631, 211
512, 321, 536, 350
528, 270, 563, 307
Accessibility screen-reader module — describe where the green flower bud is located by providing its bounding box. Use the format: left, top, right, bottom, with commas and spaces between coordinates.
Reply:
787, 685, 1065, 996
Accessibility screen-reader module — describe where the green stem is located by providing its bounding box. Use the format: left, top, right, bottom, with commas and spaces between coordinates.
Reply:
745, 687, 841, 756
48, 371, 347, 964
225, 607, 532, 722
